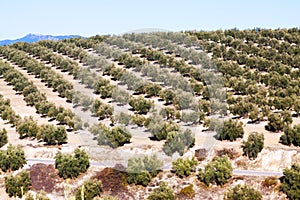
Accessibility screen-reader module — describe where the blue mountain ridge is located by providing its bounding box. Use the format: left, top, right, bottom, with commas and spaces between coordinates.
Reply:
0, 34, 81, 46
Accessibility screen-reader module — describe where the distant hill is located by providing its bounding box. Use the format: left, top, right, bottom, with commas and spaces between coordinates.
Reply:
0, 34, 81, 46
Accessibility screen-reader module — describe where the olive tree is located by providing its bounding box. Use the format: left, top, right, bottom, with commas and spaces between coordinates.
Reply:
96, 125, 131, 148
224, 184, 262, 200
147, 182, 175, 200
280, 124, 300, 146
75, 180, 102, 200
129, 96, 153, 114
0, 144, 27, 172
218, 119, 244, 141
0, 128, 8, 147
198, 156, 233, 186
16, 117, 39, 139
112, 88, 130, 105
163, 129, 195, 156
5, 170, 30, 198
55, 148, 90, 179
172, 157, 198, 178
38, 124, 67, 145
127, 155, 163, 186
242, 132, 264, 159
280, 164, 300, 200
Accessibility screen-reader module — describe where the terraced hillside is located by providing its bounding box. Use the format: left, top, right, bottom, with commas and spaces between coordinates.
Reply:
0, 29, 299, 199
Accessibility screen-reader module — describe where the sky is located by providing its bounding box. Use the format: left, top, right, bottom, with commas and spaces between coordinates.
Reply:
0, 0, 299, 40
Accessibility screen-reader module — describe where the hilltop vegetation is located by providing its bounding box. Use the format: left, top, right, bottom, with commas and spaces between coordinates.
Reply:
0, 28, 299, 199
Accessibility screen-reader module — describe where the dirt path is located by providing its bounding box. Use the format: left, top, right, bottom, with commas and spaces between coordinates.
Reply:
0, 77, 53, 125
27, 53, 75, 82
1, 58, 73, 110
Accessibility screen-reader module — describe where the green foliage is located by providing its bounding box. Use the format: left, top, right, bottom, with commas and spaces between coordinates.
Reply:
38, 124, 67, 145
218, 119, 244, 141
112, 88, 130, 105
242, 132, 264, 159
36, 101, 56, 116
172, 157, 198, 178
181, 111, 199, 124
131, 114, 147, 127
266, 113, 284, 132
178, 184, 195, 198
97, 125, 131, 148
150, 121, 180, 141
198, 156, 233, 186
16, 117, 39, 139
94, 77, 115, 98
159, 89, 176, 105
204, 118, 223, 132
280, 164, 300, 200
75, 180, 102, 200
0, 144, 26, 172
280, 124, 300, 146
5, 170, 30, 198
129, 96, 153, 114
110, 126, 131, 147
25, 191, 50, 200
163, 129, 195, 156
127, 155, 163, 186
147, 182, 175, 200
0, 128, 8, 148
144, 83, 162, 97
55, 148, 90, 179
224, 184, 262, 200
115, 112, 131, 125
159, 107, 178, 120
90, 99, 113, 120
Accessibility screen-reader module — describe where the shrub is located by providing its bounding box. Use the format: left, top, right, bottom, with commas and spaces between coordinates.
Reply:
127, 155, 163, 186
280, 164, 300, 200
5, 170, 30, 198
131, 114, 147, 127
280, 124, 300, 146
0, 144, 26, 172
25, 191, 50, 200
0, 128, 8, 147
75, 180, 102, 200
218, 119, 244, 141
266, 113, 284, 132
150, 121, 179, 141
172, 157, 198, 178
159, 89, 176, 105
242, 132, 264, 159
181, 111, 199, 124
129, 96, 153, 114
38, 124, 67, 145
163, 129, 195, 156
55, 148, 90, 179
16, 116, 39, 138
178, 184, 195, 199
224, 184, 262, 200
147, 182, 175, 200
95, 125, 131, 148
110, 126, 131, 147
115, 112, 131, 125
198, 156, 233, 186
144, 83, 162, 97
112, 88, 130, 105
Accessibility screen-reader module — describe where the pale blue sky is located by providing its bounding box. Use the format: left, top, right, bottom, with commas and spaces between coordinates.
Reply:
1, 0, 299, 40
